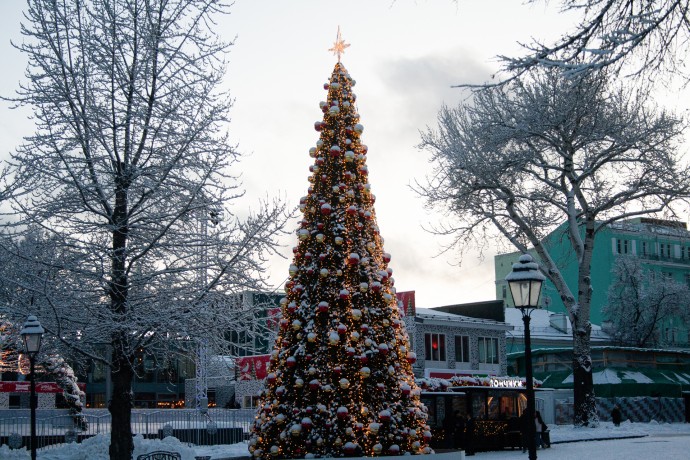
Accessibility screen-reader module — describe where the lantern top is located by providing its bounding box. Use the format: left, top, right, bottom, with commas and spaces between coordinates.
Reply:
504, 254, 545, 283
20, 315, 45, 337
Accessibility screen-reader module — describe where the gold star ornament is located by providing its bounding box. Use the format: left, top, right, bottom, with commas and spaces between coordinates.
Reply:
328, 26, 350, 62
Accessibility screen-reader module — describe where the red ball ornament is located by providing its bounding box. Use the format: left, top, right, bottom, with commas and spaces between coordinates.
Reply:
287, 302, 297, 314
266, 373, 277, 383
360, 324, 369, 333
337, 323, 347, 334
318, 301, 329, 313
314, 122, 323, 132
301, 417, 313, 429
346, 205, 357, 215
401, 384, 411, 395
309, 379, 320, 390
334, 366, 342, 375
378, 343, 389, 355
407, 352, 417, 364
343, 443, 357, 455
339, 289, 350, 300
330, 145, 341, 157
337, 406, 349, 419
286, 357, 296, 367
315, 157, 325, 166
348, 253, 360, 265
304, 252, 312, 260
279, 319, 289, 330
359, 354, 368, 364
323, 83, 329, 90
389, 445, 400, 455
320, 203, 332, 215
379, 410, 391, 422
346, 347, 356, 356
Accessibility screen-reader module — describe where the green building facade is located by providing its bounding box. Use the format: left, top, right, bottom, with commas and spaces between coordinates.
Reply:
495, 218, 690, 347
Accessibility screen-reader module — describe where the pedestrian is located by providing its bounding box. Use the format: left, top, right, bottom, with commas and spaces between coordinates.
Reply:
442, 410, 457, 449
611, 405, 622, 427
535, 411, 549, 448
455, 411, 466, 450
465, 413, 476, 456
519, 410, 529, 453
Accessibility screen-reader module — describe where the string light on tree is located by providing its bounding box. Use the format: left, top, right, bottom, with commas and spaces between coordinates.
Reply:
250, 30, 430, 459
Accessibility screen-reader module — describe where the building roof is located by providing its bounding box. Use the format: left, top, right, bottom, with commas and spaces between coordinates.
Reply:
504, 307, 609, 342
415, 307, 513, 331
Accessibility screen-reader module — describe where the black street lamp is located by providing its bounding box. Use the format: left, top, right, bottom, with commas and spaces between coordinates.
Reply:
20, 315, 44, 460
505, 254, 545, 460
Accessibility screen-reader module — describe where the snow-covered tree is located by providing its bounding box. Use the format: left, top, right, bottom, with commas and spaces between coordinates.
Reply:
418, 68, 689, 426
603, 255, 690, 348
250, 61, 430, 459
502, 1, 690, 80
4, 1, 287, 459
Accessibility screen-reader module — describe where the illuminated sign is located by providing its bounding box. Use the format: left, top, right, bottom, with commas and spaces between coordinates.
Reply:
490, 378, 525, 388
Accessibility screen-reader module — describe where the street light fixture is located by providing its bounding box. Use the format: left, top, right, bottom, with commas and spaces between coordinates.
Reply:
20, 315, 44, 460
505, 254, 545, 460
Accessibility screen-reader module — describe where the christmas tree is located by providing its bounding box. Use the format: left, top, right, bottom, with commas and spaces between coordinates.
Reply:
250, 32, 431, 459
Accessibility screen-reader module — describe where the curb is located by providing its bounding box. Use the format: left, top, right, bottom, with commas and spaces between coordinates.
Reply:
552, 434, 648, 444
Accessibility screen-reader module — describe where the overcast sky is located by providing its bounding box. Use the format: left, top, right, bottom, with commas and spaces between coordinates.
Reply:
3, 0, 678, 309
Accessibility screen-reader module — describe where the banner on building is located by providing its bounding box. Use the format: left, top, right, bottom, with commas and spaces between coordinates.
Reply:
396, 291, 416, 317
236, 354, 271, 381
0, 381, 86, 393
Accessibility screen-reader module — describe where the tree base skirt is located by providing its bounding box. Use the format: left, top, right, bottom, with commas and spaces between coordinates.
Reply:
281, 452, 465, 460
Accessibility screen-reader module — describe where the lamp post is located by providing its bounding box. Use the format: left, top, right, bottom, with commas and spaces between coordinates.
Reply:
505, 254, 545, 460
20, 315, 44, 460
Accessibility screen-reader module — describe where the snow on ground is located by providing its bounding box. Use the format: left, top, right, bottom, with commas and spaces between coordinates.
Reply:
0, 421, 688, 460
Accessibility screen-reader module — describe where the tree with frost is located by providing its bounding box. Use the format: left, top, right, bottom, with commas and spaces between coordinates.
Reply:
4, 1, 287, 459
501, 0, 690, 80
603, 255, 690, 348
250, 60, 431, 459
419, 68, 689, 426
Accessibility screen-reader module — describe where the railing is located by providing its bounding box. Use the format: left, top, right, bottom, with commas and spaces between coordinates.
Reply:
0, 408, 255, 451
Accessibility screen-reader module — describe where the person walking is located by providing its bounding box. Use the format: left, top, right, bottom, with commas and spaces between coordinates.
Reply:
535, 411, 549, 448
611, 405, 622, 427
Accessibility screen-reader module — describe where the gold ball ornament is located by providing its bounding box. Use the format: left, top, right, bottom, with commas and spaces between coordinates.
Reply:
270, 446, 280, 457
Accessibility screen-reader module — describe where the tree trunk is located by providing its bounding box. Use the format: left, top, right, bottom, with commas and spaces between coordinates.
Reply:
572, 223, 597, 426
109, 344, 134, 460
108, 174, 133, 460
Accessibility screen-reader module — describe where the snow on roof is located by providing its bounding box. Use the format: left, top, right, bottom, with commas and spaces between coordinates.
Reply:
415, 307, 511, 328
504, 307, 609, 341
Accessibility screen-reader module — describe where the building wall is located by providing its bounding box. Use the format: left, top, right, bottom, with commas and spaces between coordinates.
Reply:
407, 320, 508, 376
495, 219, 690, 345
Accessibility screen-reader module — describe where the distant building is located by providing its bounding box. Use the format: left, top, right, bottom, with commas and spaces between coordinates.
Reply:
495, 218, 690, 347
234, 292, 515, 407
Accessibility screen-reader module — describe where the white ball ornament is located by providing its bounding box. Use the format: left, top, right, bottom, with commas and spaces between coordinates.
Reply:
290, 424, 302, 437
373, 443, 383, 454
339, 378, 350, 389
320, 268, 329, 277
360, 367, 371, 378
329, 331, 340, 345
316, 233, 325, 243
354, 123, 364, 134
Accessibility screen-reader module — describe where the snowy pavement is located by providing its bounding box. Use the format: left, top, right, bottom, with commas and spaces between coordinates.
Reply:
0, 421, 688, 459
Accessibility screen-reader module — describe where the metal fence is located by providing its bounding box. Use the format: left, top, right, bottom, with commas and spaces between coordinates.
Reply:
0, 408, 255, 451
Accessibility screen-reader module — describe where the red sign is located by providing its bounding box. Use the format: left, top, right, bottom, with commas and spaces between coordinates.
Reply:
266, 307, 281, 331
0, 381, 86, 393
396, 291, 416, 316
236, 355, 271, 381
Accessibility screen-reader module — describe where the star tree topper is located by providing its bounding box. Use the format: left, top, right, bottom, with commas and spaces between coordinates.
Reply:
328, 26, 350, 62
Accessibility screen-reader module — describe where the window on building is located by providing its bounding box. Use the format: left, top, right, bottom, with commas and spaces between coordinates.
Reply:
425, 333, 446, 362
502, 285, 507, 299
682, 246, 690, 259
8, 395, 21, 409
641, 241, 648, 255
616, 239, 629, 254
455, 335, 470, 363
659, 243, 671, 258
478, 337, 499, 364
